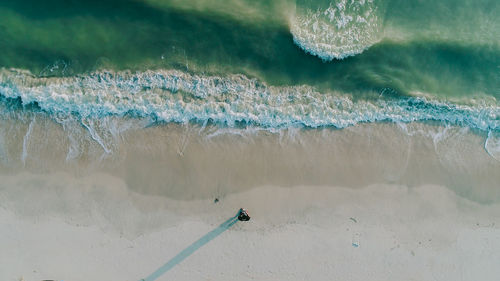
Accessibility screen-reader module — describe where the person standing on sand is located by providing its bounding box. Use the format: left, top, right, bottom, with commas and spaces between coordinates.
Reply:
238, 208, 250, 221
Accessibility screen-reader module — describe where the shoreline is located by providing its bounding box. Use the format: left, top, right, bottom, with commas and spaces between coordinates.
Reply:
1, 1, 499, 280
0, 116, 499, 202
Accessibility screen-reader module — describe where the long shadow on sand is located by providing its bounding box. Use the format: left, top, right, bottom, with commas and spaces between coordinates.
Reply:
140, 214, 239, 281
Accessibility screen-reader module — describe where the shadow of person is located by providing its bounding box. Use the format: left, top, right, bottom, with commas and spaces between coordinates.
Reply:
140, 211, 241, 281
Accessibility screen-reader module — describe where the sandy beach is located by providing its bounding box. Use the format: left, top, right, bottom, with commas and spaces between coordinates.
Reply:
1, 118, 500, 281
2, 175, 500, 281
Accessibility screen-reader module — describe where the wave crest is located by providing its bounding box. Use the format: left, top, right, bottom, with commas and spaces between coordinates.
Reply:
0, 68, 499, 131
290, 0, 383, 60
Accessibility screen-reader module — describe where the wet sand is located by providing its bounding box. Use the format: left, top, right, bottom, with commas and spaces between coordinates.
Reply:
1, 115, 499, 202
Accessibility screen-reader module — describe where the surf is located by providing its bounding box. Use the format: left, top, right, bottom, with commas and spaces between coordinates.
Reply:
290, 0, 383, 60
0, 68, 498, 132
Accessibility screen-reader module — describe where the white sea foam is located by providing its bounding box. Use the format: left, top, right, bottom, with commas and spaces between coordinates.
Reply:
21, 117, 35, 165
485, 131, 500, 162
290, 0, 382, 60
0, 68, 498, 132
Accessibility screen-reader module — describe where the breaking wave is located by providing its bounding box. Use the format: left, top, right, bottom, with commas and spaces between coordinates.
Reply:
0, 68, 498, 131
290, 0, 383, 60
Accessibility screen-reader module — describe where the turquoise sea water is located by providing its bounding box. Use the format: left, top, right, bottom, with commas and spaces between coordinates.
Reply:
0, 0, 498, 131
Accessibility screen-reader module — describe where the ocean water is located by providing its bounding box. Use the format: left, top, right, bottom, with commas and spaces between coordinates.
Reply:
0, 0, 499, 199
0, 0, 498, 124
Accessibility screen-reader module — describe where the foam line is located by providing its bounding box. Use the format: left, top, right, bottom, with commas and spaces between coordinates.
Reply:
0, 69, 498, 132
484, 130, 500, 162
21, 117, 35, 165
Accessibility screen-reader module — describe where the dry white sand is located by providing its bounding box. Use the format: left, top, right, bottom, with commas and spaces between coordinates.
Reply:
1, 171, 499, 281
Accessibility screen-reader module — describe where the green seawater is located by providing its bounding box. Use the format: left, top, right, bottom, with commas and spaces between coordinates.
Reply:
0, 0, 499, 100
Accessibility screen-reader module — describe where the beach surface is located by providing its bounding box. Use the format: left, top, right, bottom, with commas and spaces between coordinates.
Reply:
1, 121, 500, 281
2, 177, 500, 281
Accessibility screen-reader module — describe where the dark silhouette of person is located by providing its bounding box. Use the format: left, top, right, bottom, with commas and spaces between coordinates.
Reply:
238, 208, 250, 221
